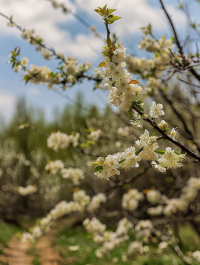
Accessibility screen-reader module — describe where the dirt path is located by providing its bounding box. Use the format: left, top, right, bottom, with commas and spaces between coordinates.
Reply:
1, 218, 77, 265
34, 227, 63, 265
1, 237, 32, 265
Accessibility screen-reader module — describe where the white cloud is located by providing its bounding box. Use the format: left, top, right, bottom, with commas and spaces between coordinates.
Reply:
0, 0, 186, 62
0, 91, 16, 121
75, 0, 186, 37
0, 0, 103, 60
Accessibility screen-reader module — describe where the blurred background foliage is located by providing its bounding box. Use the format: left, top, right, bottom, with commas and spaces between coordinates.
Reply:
0, 82, 199, 226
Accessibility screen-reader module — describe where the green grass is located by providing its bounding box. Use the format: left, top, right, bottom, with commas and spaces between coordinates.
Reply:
55, 224, 200, 265
0, 221, 22, 246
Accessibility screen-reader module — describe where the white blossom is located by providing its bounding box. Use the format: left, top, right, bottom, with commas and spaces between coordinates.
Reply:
149, 101, 164, 118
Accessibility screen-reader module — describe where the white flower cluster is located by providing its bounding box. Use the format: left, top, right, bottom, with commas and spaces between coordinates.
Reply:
18, 27, 91, 88
149, 101, 164, 118
94, 145, 140, 180
45, 160, 64, 174
61, 168, 84, 185
87, 129, 101, 141
122, 189, 144, 211
73, 189, 90, 207
135, 129, 159, 161
135, 220, 153, 239
146, 77, 161, 92
83, 217, 106, 235
100, 40, 144, 111
130, 111, 143, 129
21, 57, 29, 67
158, 241, 168, 250
192, 251, 200, 262
94, 123, 185, 179
127, 241, 143, 255
20, 189, 91, 242
126, 33, 174, 77
164, 177, 200, 215
117, 126, 131, 136
13, 64, 22, 72
126, 55, 155, 74
158, 147, 185, 169
47, 131, 80, 151
21, 29, 43, 47
87, 193, 107, 212
158, 120, 168, 131
21, 218, 51, 243
21, 232, 35, 243
147, 205, 163, 216
143, 178, 200, 216
146, 190, 161, 204
146, 190, 167, 216
84, 217, 133, 258
25, 57, 91, 89
41, 49, 51, 60
139, 36, 173, 54
170, 128, 179, 140
18, 185, 38, 196
25, 64, 61, 89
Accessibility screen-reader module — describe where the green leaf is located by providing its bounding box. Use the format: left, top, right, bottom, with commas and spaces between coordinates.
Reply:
162, 86, 168, 91
135, 103, 144, 112
128, 107, 132, 118
171, 36, 175, 42
111, 16, 121, 22
103, 4, 107, 12
95, 166, 103, 172
103, 155, 107, 160
107, 37, 113, 48
94, 8, 104, 16
102, 51, 108, 56
50, 72, 56, 78
107, 9, 116, 15
135, 100, 143, 104
119, 158, 126, 164
155, 150, 166, 155
17, 48, 20, 56
135, 148, 143, 156
147, 23, 152, 31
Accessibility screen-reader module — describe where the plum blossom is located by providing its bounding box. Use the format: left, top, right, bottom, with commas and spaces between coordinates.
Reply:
149, 101, 164, 118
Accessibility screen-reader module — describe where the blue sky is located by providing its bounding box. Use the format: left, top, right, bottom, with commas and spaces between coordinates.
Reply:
0, 0, 199, 122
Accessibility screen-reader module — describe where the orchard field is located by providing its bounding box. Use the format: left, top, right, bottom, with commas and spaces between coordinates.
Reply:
0, 0, 200, 264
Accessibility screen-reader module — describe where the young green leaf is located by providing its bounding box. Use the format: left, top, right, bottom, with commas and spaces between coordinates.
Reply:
107, 9, 116, 15
103, 4, 108, 12
103, 155, 107, 160
135, 148, 144, 155
102, 51, 108, 56
111, 16, 121, 22
107, 37, 113, 48
155, 150, 166, 155
95, 166, 103, 172
135, 103, 144, 112
94, 8, 104, 16
128, 107, 132, 118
